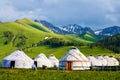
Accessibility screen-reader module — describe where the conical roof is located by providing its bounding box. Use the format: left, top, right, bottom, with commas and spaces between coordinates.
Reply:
110, 57, 119, 66
103, 56, 119, 66
60, 47, 89, 62
3, 50, 33, 61
34, 53, 52, 67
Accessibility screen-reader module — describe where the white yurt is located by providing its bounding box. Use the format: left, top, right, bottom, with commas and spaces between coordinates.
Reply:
48, 54, 59, 67
103, 56, 115, 66
34, 53, 52, 68
2, 50, 33, 68
110, 56, 119, 66
87, 55, 102, 66
104, 56, 119, 66
96, 55, 107, 66
59, 47, 91, 70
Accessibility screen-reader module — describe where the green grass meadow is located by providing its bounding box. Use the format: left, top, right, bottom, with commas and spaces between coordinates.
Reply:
0, 69, 120, 80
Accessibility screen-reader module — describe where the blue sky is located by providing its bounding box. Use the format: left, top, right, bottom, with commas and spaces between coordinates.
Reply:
0, 0, 120, 30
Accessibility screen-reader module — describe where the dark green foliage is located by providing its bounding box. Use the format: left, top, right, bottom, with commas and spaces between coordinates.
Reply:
94, 34, 120, 53
3, 32, 28, 49
3, 31, 14, 45
37, 38, 84, 47
13, 34, 27, 49
29, 24, 49, 32
3, 31, 13, 38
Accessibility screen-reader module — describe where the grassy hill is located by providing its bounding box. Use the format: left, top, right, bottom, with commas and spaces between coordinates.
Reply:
0, 18, 94, 44
0, 18, 118, 64
16, 18, 52, 33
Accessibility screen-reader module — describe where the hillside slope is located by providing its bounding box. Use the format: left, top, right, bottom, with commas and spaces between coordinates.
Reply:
0, 18, 95, 46
80, 31, 99, 42
16, 18, 52, 33
0, 21, 55, 46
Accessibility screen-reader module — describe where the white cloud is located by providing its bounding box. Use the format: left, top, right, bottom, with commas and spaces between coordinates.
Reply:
0, 0, 120, 29
0, 0, 47, 21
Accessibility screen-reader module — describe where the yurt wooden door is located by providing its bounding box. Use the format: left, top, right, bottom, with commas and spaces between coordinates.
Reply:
66, 61, 72, 70
34, 61, 37, 67
10, 61, 15, 68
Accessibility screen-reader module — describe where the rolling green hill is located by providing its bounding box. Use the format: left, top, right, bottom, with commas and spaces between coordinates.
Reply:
0, 18, 92, 54
16, 18, 52, 33
0, 18, 118, 64
0, 18, 95, 48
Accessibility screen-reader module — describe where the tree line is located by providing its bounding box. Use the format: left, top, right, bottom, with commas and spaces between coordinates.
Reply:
90, 34, 120, 53
37, 38, 84, 47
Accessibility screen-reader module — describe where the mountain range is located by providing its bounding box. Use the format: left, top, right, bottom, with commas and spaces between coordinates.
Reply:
35, 20, 94, 35
59, 24, 94, 34
95, 26, 120, 36
35, 20, 120, 37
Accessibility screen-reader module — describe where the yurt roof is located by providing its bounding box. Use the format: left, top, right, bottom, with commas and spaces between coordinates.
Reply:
103, 56, 110, 59
60, 47, 89, 62
96, 55, 103, 59
48, 54, 59, 61
3, 50, 33, 61
87, 55, 96, 60
87, 55, 103, 66
34, 53, 50, 61
34, 53, 52, 67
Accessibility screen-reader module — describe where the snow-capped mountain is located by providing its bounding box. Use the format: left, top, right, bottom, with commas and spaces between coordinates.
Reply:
94, 30, 102, 35
35, 20, 120, 37
95, 26, 120, 36
59, 24, 83, 33
60, 24, 94, 34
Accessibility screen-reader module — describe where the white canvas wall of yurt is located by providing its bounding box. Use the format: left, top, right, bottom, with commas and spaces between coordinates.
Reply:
103, 56, 115, 66
110, 56, 119, 66
48, 54, 59, 67
34, 53, 52, 68
2, 50, 33, 68
59, 47, 91, 70
96, 55, 107, 66
87, 55, 102, 66
104, 56, 119, 66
